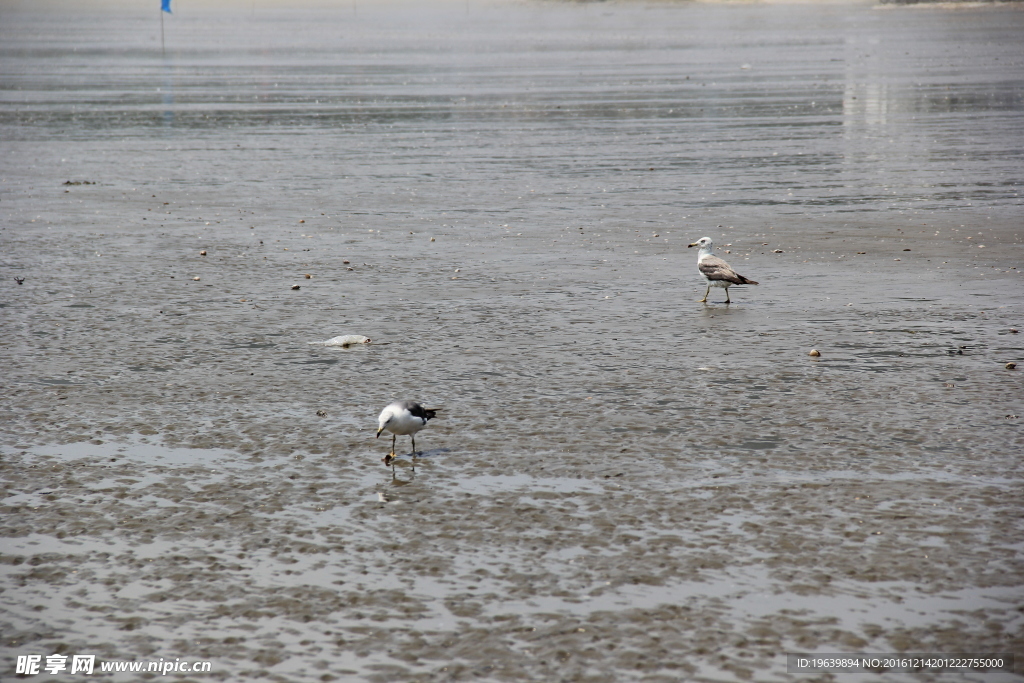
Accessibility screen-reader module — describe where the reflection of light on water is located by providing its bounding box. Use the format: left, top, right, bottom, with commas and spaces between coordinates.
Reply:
448, 473, 604, 496
482, 565, 1024, 633
844, 83, 889, 128
842, 37, 888, 132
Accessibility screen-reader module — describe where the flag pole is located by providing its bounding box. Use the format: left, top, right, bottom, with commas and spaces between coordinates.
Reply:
160, 0, 170, 57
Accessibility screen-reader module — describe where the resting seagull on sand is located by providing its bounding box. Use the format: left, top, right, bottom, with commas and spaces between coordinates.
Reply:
376, 401, 439, 465
687, 236, 759, 303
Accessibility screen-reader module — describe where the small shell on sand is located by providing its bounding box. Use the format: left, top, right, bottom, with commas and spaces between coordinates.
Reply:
291, 284, 300, 290
808, 349, 821, 357
1007, 362, 1017, 370
309, 335, 371, 347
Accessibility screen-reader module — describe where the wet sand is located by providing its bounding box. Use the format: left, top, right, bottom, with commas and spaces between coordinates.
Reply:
2, 1, 1023, 681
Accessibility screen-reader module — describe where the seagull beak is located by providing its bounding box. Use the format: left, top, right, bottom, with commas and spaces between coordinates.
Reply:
376, 427, 384, 438
687, 242, 697, 248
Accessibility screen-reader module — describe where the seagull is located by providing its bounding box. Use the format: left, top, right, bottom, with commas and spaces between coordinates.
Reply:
376, 401, 439, 465
687, 236, 759, 303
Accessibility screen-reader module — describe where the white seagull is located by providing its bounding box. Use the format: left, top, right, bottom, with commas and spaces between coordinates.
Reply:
687, 236, 759, 303
376, 401, 439, 465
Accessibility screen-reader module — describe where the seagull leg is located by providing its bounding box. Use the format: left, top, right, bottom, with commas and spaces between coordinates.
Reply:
699, 284, 710, 303
411, 435, 417, 456
390, 434, 396, 458
725, 287, 731, 304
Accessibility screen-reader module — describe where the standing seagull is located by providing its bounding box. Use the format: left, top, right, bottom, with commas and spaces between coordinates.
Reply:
376, 401, 439, 465
687, 236, 759, 303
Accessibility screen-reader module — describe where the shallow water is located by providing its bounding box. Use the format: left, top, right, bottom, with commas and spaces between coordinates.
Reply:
1, 0, 1023, 681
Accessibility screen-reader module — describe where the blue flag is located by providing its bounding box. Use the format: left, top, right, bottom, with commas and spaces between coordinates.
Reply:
161, 0, 171, 13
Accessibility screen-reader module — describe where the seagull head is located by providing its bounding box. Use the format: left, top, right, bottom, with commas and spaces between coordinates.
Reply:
684, 236, 716, 254
376, 409, 394, 438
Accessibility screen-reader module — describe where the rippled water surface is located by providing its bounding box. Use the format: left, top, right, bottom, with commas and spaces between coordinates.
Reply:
2, 1, 1023, 680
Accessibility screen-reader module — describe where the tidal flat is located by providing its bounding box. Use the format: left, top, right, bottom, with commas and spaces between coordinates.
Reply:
1, 1, 1022, 680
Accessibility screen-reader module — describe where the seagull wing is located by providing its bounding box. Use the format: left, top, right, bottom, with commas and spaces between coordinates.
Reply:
699, 256, 758, 285
401, 401, 439, 421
